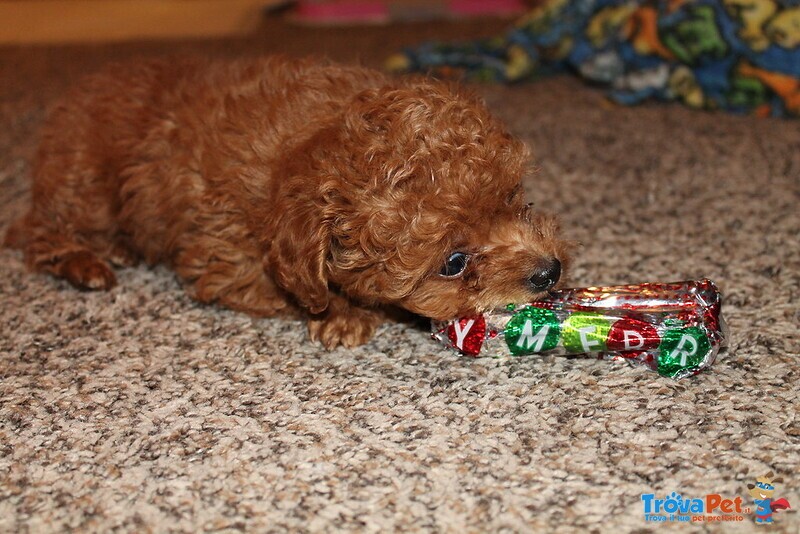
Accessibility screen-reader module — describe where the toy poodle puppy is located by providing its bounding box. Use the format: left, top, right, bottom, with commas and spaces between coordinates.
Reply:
5, 56, 570, 348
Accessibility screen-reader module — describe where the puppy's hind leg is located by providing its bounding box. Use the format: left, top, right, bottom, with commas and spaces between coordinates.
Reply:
5, 212, 117, 291
7, 79, 133, 291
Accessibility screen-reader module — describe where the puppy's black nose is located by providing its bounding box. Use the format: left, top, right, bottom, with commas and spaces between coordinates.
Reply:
529, 258, 561, 292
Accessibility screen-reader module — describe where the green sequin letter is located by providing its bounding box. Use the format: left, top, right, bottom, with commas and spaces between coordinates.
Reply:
505, 307, 560, 355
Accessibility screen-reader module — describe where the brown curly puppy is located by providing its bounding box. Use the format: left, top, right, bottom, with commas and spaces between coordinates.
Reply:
5, 56, 570, 348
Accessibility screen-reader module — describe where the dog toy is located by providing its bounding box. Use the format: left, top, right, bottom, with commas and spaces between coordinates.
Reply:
432, 279, 726, 379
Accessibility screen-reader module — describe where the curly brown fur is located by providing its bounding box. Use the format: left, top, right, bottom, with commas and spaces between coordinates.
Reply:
5, 56, 571, 348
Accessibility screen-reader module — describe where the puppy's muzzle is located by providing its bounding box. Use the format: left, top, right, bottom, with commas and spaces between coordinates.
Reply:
528, 258, 561, 291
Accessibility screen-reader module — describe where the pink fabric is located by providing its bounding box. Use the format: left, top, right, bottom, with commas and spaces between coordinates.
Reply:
295, 1, 387, 23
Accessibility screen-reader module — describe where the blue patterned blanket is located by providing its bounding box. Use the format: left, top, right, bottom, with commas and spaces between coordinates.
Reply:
389, 1, 800, 117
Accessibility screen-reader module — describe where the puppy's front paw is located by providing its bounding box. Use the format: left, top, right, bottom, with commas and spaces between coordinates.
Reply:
307, 300, 382, 349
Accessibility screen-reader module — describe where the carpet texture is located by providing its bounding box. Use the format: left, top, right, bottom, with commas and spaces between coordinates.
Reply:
1, 19, 798, 533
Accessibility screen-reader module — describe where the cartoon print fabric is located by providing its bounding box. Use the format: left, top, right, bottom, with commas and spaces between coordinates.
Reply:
389, 0, 800, 117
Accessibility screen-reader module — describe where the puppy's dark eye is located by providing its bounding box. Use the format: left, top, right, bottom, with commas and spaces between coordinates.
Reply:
440, 252, 468, 277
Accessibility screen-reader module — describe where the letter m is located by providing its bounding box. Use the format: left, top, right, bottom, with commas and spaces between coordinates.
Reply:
516, 320, 550, 352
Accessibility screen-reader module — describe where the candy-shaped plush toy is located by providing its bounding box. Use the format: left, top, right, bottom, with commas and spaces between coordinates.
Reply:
432, 279, 726, 379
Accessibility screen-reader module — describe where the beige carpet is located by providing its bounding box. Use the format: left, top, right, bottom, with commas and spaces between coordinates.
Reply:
1, 19, 798, 533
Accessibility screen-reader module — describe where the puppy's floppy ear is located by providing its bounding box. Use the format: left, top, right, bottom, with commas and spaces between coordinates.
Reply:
265, 173, 333, 315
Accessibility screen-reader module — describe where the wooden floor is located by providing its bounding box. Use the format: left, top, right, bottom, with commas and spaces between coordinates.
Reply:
0, 0, 286, 44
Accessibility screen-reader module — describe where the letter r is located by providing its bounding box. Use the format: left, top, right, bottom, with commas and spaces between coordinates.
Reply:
674, 334, 698, 365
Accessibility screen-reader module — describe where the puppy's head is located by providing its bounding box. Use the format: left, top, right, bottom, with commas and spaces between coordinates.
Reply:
269, 79, 571, 320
